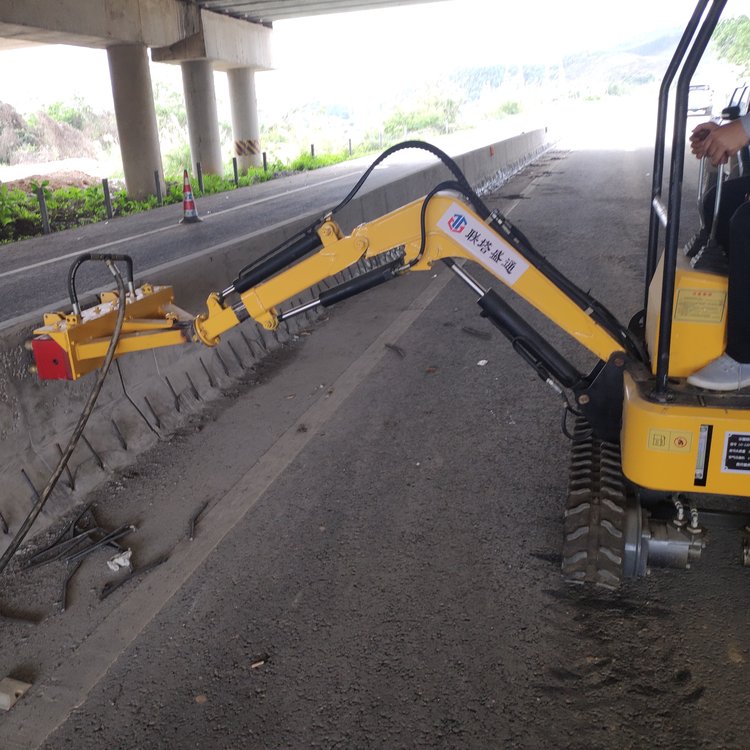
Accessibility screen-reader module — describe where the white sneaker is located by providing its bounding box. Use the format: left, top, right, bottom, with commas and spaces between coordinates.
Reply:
687, 353, 750, 391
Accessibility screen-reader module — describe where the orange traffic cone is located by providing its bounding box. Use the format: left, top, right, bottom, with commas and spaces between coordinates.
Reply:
180, 169, 202, 224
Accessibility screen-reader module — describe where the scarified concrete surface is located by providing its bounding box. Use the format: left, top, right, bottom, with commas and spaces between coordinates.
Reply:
1, 105, 749, 749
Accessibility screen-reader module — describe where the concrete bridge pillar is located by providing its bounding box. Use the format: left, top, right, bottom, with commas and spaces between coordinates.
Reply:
227, 67, 261, 172
106, 44, 164, 200
180, 59, 223, 177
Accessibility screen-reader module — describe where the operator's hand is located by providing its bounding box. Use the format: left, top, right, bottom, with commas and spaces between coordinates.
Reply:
691, 119, 750, 166
689, 121, 718, 158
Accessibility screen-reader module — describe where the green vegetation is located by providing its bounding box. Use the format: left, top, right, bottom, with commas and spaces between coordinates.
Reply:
0, 150, 360, 244
383, 100, 457, 139
493, 101, 522, 117
45, 100, 89, 131
288, 150, 350, 171
163, 143, 193, 177
713, 16, 750, 75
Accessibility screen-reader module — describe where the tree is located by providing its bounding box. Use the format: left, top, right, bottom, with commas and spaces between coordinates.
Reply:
382, 96, 460, 140
713, 16, 750, 75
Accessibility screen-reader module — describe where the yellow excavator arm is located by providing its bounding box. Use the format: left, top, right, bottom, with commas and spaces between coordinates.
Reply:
195, 195, 625, 361
31, 193, 629, 387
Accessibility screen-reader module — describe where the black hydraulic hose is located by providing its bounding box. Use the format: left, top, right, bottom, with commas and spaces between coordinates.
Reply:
0, 260, 128, 577
328, 140, 473, 218
68, 253, 134, 314
410, 176, 538, 275
462, 189, 644, 361
407, 179, 471, 271
232, 137, 640, 362
235, 141, 473, 282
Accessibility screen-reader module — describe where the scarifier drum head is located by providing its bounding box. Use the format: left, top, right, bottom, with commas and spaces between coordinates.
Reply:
31, 336, 74, 380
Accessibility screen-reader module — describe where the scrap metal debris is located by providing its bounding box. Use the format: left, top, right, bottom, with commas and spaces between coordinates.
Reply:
64, 524, 135, 565
27, 528, 102, 569
100, 553, 169, 600
188, 501, 210, 541
461, 326, 492, 340
385, 343, 405, 358
19, 506, 138, 613
26, 502, 105, 569
61, 560, 83, 613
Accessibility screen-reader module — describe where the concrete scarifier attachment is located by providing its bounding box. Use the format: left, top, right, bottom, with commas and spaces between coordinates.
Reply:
30, 285, 194, 381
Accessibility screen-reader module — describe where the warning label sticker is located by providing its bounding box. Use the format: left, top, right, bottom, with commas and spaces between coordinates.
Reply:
648, 429, 693, 453
437, 202, 529, 287
722, 432, 750, 473
674, 289, 726, 324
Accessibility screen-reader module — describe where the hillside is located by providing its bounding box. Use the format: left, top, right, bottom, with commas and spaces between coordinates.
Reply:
0, 28, 688, 188
0, 101, 116, 167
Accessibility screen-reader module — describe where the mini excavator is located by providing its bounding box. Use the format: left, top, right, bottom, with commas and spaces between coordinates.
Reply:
28, 0, 750, 587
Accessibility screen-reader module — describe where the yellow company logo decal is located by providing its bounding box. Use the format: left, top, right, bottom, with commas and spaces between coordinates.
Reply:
648, 429, 692, 453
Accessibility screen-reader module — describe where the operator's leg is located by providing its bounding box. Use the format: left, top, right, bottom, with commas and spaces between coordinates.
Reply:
701, 175, 750, 249
726, 200, 750, 362
688, 200, 750, 390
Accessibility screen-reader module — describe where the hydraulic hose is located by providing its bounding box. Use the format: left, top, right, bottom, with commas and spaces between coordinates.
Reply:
231, 139, 641, 363
405, 179, 474, 271
0, 259, 128, 577
68, 253, 134, 315
327, 139, 472, 217
235, 140, 472, 282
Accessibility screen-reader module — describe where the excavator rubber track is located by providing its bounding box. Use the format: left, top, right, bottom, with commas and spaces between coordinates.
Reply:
562, 418, 628, 589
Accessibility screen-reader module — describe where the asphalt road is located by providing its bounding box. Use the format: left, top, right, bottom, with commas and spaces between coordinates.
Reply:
3, 106, 749, 750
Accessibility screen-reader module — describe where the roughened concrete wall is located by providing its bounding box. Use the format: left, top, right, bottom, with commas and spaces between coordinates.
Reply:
0, 129, 548, 552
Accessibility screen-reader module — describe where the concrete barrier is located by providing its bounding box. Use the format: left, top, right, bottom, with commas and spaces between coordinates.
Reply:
0, 129, 548, 552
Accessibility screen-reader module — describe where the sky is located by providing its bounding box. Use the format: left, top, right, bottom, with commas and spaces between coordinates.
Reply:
0, 0, 737, 117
